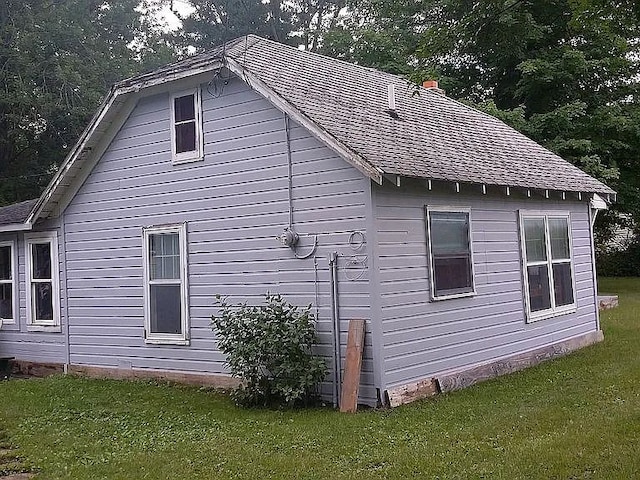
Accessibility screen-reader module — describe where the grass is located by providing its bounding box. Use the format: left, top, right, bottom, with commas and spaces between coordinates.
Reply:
0, 277, 639, 479
0, 423, 32, 477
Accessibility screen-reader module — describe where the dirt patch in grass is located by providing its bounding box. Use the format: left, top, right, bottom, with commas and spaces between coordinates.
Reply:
0, 422, 33, 479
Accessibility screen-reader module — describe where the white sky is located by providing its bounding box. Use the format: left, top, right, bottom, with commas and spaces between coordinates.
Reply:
156, 0, 195, 31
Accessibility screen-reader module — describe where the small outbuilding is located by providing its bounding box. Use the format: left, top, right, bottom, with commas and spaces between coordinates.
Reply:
0, 36, 614, 407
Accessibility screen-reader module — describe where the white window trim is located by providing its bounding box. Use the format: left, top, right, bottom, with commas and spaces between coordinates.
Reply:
426, 206, 476, 301
142, 223, 190, 345
169, 88, 203, 164
519, 211, 577, 323
0, 240, 17, 326
25, 232, 61, 332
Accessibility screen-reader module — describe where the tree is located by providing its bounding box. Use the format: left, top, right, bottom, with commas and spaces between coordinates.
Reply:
175, 0, 346, 52
0, 0, 174, 205
319, 0, 429, 74
416, 0, 640, 236
176, 0, 288, 51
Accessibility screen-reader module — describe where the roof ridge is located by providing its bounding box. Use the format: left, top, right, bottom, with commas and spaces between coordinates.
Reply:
234, 35, 410, 83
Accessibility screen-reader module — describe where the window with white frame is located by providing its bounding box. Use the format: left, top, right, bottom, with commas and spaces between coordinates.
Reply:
143, 224, 189, 344
170, 89, 203, 164
427, 208, 475, 299
520, 213, 576, 321
0, 241, 16, 324
25, 233, 60, 329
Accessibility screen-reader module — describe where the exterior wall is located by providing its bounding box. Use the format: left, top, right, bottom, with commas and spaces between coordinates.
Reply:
59, 76, 376, 403
0, 219, 68, 364
372, 180, 599, 391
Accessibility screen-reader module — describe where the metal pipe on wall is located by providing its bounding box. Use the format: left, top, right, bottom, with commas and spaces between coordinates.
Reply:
329, 251, 342, 407
284, 113, 294, 229
589, 206, 601, 331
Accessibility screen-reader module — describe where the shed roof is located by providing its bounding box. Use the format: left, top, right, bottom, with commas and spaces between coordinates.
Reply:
0, 199, 37, 228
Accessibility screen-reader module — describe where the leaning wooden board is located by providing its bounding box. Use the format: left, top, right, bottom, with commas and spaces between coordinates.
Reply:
340, 319, 366, 413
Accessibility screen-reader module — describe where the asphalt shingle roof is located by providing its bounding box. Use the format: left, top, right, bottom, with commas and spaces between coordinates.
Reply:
117, 35, 616, 196
0, 199, 37, 226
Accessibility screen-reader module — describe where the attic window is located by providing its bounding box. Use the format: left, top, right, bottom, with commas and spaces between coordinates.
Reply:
170, 89, 203, 164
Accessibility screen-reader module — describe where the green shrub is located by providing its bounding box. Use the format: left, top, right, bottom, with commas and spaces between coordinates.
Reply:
597, 240, 640, 277
211, 293, 326, 407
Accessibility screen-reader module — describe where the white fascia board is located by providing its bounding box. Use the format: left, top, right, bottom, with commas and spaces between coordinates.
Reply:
0, 222, 32, 233
52, 97, 138, 218
225, 57, 384, 185
116, 61, 224, 94
590, 193, 608, 210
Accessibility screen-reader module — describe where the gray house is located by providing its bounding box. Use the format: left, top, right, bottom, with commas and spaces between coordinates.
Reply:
0, 36, 615, 407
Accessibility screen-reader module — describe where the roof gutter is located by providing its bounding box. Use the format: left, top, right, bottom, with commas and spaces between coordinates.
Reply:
225, 56, 384, 185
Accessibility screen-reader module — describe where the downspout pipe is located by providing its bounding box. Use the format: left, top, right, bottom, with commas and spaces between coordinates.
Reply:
589, 193, 608, 332
589, 206, 601, 331
329, 251, 341, 408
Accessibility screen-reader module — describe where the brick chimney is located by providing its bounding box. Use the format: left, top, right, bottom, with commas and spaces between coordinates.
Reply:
423, 80, 445, 95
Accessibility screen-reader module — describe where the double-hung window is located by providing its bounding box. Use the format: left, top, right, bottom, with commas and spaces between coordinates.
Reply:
143, 224, 189, 344
520, 212, 576, 321
25, 233, 60, 330
0, 241, 16, 325
427, 208, 475, 300
170, 88, 203, 164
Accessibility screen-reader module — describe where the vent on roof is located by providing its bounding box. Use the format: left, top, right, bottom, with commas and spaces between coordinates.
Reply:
423, 80, 445, 95
386, 84, 399, 119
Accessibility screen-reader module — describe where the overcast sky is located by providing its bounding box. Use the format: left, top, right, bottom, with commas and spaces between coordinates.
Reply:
156, 0, 194, 31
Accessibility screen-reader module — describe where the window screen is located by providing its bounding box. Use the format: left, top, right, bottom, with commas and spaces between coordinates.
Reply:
428, 211, 474, 298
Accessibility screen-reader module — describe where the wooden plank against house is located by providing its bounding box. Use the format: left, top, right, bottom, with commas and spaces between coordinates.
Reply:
340, 319, 366, 413
385, 379, 439, 408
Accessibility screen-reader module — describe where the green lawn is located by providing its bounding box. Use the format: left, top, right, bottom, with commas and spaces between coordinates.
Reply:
1, 277, 639, 479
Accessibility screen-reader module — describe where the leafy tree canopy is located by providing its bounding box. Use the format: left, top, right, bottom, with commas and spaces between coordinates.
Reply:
323, 0, 640, 239
0, 0, 174, 205
175, 0, 346, 51
422, 0, 640, 234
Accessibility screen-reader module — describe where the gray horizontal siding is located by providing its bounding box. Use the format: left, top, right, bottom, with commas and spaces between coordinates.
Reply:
373, 182, 599, 390
62, 76, 375, 404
